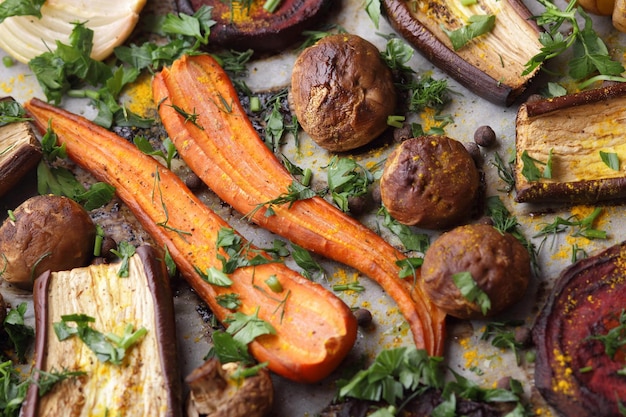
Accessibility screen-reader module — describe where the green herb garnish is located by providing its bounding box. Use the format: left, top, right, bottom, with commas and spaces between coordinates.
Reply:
3, 303, 34, 363
378, 207, 430, 253
443, 14, 496, 51
0, 100, 30, 126
587, 309, 626, 359
600, 151, 620, 171
0, 0, 44, 24
216, 293, 242, 310
109, 241, 136, 278
524, 0, 626, 87
210, 308, 276, 364
452, 272, 491, 315
521, 149, 553, 181
332, 280, 365, 293
53, 314, 147, 365
326, 156, 373, 213
290, 243, 325, 280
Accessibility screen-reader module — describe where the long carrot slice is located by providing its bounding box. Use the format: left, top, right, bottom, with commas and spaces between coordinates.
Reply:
24, 98, 357, 383
153, 54, 446, 356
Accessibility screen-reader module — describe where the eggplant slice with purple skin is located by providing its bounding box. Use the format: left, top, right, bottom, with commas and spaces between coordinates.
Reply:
175, 0, 333, 54
382, 0, 544, 106
515, 83, 626, 204
533, 241, 626, 417
22, 245, 183, 417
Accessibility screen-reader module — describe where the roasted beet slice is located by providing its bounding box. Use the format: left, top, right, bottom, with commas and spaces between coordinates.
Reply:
533, 242, 626, 417
382, 0, 543, 105
176, 0, 333, 53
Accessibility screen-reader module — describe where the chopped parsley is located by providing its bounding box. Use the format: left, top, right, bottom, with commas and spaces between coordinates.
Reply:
452, 271, 491, 315
53, 314, 147, 365
443, 15, 496, 51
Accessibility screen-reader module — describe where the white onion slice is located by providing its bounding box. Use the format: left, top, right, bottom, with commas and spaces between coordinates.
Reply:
0, 0, 147, 63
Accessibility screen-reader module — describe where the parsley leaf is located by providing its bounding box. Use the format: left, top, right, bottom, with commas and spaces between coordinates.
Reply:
0, 360, 29, 417
109, 241, 136, 277
290, 243, 325, 280
525, 0, 626, 85
53, 314, 147, 365
326, 156, 373, 212
210, 308, 276, 364
443, 15, 496, 51
0, 0, 45, 24
37, 124, 115, 209
378, 207, 430, 253
452, 272, 491, 315
600, 150, 620, 171
338, 347, 444, 405
587, 309, 626, 359
3, 303, 34, 363
520, 149, 552, 181
0, 100, 30, 126
365, 0, 381, 29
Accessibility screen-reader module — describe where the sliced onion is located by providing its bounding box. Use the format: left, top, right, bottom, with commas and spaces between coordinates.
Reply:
0, 0, 147, 63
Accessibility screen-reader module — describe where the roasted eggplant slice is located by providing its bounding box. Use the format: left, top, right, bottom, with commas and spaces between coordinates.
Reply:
533, 241, 626, 417
515, 83, 626, 204
0, 99, 41, 197
21, 245, 182, 417
176, 0, 333, 53
382, 0, 543, 105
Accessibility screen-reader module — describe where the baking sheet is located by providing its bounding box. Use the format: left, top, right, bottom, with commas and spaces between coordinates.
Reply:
1, 0, 625, 415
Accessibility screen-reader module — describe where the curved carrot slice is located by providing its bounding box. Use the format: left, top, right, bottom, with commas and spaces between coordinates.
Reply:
153, 54, 446, 356
24, 98, 357, 383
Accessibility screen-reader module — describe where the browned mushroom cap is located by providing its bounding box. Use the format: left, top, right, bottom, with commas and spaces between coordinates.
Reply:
185, 359, 274, 417
421, 223, 530, 319
0, 195, 96, 291
290, 33, 397, 152
379, 135, 480, 229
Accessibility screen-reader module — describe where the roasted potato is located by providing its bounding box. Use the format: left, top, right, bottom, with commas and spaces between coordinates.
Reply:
379, 135, 480, 229
0, 195, 96, 290
290, 33, 397, 152
421, 224, 531, 319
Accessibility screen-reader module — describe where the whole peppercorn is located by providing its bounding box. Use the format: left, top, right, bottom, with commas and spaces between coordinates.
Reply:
474, 125, 496, 148
185, 172, 203, 190
353, 308, 373, 327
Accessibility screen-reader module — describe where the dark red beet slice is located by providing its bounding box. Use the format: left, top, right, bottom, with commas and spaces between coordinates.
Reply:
176, 0, 333, 53
533, 242, 626, 417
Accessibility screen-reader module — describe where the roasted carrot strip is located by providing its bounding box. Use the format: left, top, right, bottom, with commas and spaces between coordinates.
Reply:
153, 54, 446, 356
24, 98, 357, 383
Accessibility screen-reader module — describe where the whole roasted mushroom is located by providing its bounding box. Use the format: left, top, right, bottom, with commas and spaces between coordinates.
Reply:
0, 195, 96, 290
185, 358, 274, 417
379, 136, 480, 229
290, 33, 397, 152
421, 224, 531, 319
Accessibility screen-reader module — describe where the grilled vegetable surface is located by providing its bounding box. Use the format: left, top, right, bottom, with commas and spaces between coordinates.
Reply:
533, 241, 626, 417
152, 54, 447, 357
22, 245, 182, 417
175, 0, 334, 53
23, 97, 358, 384
515, 83, 626, 203
382, 0, 544, 105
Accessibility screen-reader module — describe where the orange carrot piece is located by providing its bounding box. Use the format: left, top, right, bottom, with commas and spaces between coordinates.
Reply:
24, 98, 357, 383
153, 54, 446, 356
